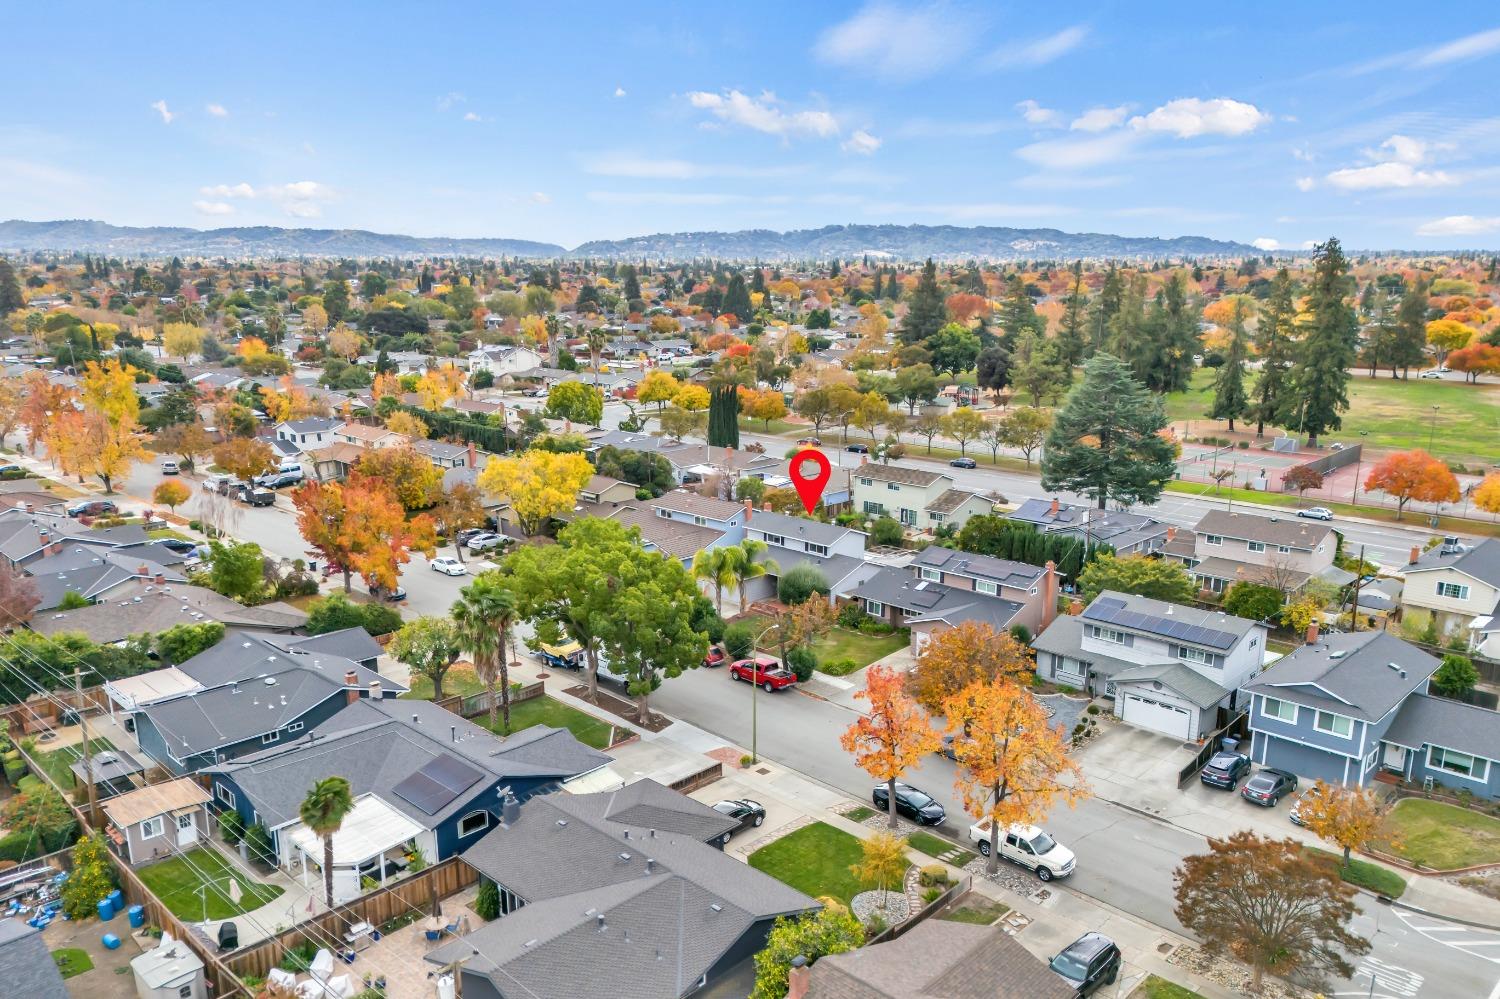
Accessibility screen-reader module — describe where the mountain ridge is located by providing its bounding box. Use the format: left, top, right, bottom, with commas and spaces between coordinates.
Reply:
0, 218, 1259, 260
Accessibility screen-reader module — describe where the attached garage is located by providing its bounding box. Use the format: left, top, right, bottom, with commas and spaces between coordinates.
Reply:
1121, 693, 1192, 740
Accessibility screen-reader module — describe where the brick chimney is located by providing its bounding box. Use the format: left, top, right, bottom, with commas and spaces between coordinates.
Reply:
1305, 621, 1319, 645
136, 564, 150, 576
1409, 545, 1421, 565
787, 958, 812, 999
467, 440, 477, 468
154, 572, 165, 585
1068, 597, 1084, 616
369, 679, 382, 700
344, 670, 359, 704
1041, 561, 1058, 631
48, 542, 62, 555
1166, 526, 1177, 542
1049, 497, 1060, 517
743, 498, 753, 523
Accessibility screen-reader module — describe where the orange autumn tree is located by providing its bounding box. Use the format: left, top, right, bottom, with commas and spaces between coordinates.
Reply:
1475, 472, 1500, 515
1363, 449, 1460, 520
1294, 781, 1397, 871
909, 621, 1033, 713
840, 665, 941, 830
293, 474, 437, 593
943, 676, 1086, 876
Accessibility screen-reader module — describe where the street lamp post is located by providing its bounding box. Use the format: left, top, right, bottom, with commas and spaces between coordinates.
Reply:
1351, 431, 1369, 505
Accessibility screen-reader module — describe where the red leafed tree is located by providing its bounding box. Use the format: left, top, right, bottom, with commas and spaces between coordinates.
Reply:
839, 665, 940, 830
0, 563, 40, 625
1448, 344, 1500, 383
1281, 464, 1324, 497
293, 474, 437, 593
945, 293, 989, 323
1363, 449, 1460, 520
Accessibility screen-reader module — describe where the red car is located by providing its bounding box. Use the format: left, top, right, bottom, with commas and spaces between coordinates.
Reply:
703, 645, 727, 668
729, 657, 797, 691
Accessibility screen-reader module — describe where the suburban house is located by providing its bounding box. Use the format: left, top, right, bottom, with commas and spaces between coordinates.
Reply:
1008, 498, 1170, 556
791, 919, 1072, 999
1163, 509, 1347, 595
1033, 591, 1267, 741
331, 422, 407, 450
1244, 629, 1500, 795
273, 416, 340, 459
1401, 537, 1500, 647
29, 580, 308, 645
579, 474, 638, 507
0, 509, 154, 568
0, 919, 68, 999
130, 631, 405, 775
852, 550, 1056, 654
850, 463, 1001, 533
25, 545, 189, 611
741, 509, 875, 605
206, 698, 612, 903
468, 345, 543, 377
585, 433, 782, 485
425, 780, 818, 998
101, 778, 213, 866
648, 491, 747, 542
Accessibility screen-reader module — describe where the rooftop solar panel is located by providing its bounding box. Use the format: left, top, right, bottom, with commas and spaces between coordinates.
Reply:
1082, 596, 1239, 649
424, 753, 484, 795
392, 771, 457, 815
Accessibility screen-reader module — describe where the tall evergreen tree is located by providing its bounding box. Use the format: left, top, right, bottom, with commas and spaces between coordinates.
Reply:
1106, 272, 1147, 362
322, 279, 350, 323
1011, 329, 1070, 407
1391, 276, 1430, 379
750, 267, 766, 296
1041, 353, 1177, 509
722, 273, 753, 322
897, 259, 944, 344
1056, 261, 1089, 366
1088, 263, 1123, 353
0, 259, 23, 317
885, 268, 900, 302
1209, 298, 1250, 431
1249, 268, 1296, 437
871, 270, 883, 300
1285, 238, 1358, 447
707, 384, 740, 448
996, 274, 1043, 352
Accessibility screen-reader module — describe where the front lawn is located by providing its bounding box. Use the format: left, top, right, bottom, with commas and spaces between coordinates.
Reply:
139, 846, 283, 920
749, 821, 885, 905
1132, 975, 1207, 999
400, 664, 488, 700
148, 528, 194, 542
1307, 847, 1407, 898
480, 695, 615, 749
1379, 798, 1500, 870
812, 627, 908, 673
939, 897, 1010, 926
906, 830, 976, 868
35, 737, 114, 792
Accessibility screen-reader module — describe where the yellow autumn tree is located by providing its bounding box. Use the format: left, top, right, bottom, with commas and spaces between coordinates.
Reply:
840, 665, 940, 829
301, 302, 328, 334
328, 323, 362, 361
909, 622, 1033, 713
1475, 472, 1500, 515
76, 359, 148, 492
371, 372, 402, 401
162, 322, 205, 361
416, 365, 465, 409
477, 450, 593, 535
384, 411, 429, 439
1295, 781, 1397, 872
673, 383, 710, 411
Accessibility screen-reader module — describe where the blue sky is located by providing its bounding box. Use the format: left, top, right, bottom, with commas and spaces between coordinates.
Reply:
5, 3, 1500, 250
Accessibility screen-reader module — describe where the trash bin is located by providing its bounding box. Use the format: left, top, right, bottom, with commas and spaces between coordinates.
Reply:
218, 921, 238, 951
106, 889, 124, 915
97, 898, 114, 921
127, 904, 145, 928
1221, 736, 1239, 753
101, 932, 121, 950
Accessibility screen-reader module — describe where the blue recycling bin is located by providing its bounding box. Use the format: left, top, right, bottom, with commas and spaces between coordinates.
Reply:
96, 898, 114, 921
106, 889, 124, 915
101, 932, 121, 950
128, 904, 145, 928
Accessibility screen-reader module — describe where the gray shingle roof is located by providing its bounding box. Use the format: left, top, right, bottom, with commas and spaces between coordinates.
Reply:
852, 566, 1024, 632
746, 510, 865, 548
913, 546, 1045, 589
1031, 613, 1139, 679
855, 463, 947, 487
1384, 693, 1500, 761
30, 582, 306, 645
0, 919, 69, 999
649, 490, 745, 521
1111, 662, 1229, 709
1408, 537, 1500, 585
1244, 632, 1440, 721
1194, 509, 1333, 550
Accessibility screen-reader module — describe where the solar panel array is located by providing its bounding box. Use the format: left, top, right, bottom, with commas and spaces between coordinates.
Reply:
1082, 596, 1237, 650
391, 753, 486, 815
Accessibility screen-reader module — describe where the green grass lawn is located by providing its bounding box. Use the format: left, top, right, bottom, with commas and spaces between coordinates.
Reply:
749, 822, 888, 905
906, 830, 977, 868
51, 948, 93, 979
139, 846, 284, 920
400, 664, 490, 700
1379, 798, 1500, 870
1165, 368, 1500, 464
740, 417, 804, 437
812, 627, 908, 673
34, 737, 114, 792
845, 805, 875, 822
1132, 975, 1206, 999
1307, 847, 1407, 898
939, 897, 1010, 925
148, 528, 194, 542
479, 695, 615, 749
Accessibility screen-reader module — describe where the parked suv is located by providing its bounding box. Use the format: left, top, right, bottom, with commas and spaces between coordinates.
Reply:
872, 781, 945, 825
1049, 933, 1121, 996
967, 821, 1076, 881
1241, 768, 1298, 807
66, 500, 118, 518
1200, 751, 1251, 790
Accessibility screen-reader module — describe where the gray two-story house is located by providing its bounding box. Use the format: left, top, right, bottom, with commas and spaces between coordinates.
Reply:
1008, 498, 1170, 556
1245, 630, 1500, 796
1165, 509, 1347, 595
1033, 591, 1267, 740
741, 508, 874, 605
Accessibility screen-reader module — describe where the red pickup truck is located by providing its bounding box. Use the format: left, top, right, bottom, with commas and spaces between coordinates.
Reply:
729, 657, 797, 691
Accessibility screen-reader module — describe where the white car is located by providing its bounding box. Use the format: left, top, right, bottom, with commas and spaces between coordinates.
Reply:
967, 821, 1076, 881
160, 460, 180, 474
1297, 507, 1334, 521
430, 556, 467, 576
466, 532, 507, 552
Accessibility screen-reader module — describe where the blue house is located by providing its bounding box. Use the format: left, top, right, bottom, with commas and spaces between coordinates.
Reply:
1245, 630, 1500, 797
206, 699, 613, 904
132, 631, 404, 775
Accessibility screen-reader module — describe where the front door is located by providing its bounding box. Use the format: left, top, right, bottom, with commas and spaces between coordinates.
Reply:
1382, 743, 1406, 773
176, 812, 198, 847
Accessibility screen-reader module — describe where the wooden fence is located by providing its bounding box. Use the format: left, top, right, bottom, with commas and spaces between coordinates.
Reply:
1176, 711, 1250, 787
432, 679, 545, 721
0, 683, 110, 735
668, 761, 723, 795
223, 857, 480, 982
868, 874, 972, 946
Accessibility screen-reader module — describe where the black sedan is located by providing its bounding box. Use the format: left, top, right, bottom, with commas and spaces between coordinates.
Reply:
1199, 751, 1251, 790
711, 799, 766, 841
1241, 768, 1298, 807
872, 782, 946, 825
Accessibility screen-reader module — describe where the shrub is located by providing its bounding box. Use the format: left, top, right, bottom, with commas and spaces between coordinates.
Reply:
786, 646, 817, 682
244, 822, 276, 867
1224, 581, 1285, 622
60, 834, 116, 920
220, 808, 244, 845
740, 754, 754, 768
723, 621, 755, 660
305, 594, 402, 637
1238, 441, 1250, 449
474, 878, 501, 920
922, 886, 944, 904
1433, 654, 1479, 698
1086, 704, 1100, 715
777, 564, 830, 605
821, 658, 860, 677
1008, 624, 1031, 645
871, 516, 905, 547
837, 603, 869, 629
919, 864, 950, 888
278, 941, 320, 973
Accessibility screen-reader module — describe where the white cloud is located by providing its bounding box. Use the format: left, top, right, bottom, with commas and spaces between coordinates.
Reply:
1015, 100, 1058, 127
436, 92, 465, 111
205, 103, 228, 118
1413, 27, 1500, 67
1291, 146, 1314, 162
192, 201, 234, 216
1128, 98, 1270, 138
529, 192, 552, 205
1251, 237, 1280, 251
842, 129, 882, 155
198, 180, 334, 217
614, 86, 627, 98
583, 154, 805, 180
987, 24, 1088, 69
281, 201, 323, 218
462, 111, 485, 122
151, 100, 175, 124
686, 90, 839, 139
1323, 134, 1456, 190
200, 182, 256, 199
1300, 240, 1318, 250
1070, 106, 1128, 133
1296, 176, 1316, 192
1416, 215, 1500, 236
815, 2, 972, 81
1015, 130, 1138, 170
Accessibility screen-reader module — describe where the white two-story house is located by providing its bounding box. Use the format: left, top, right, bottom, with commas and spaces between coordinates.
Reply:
1402, 538, 1500, 649
1032, 591, 1268, 740
851, 463, 1000, 533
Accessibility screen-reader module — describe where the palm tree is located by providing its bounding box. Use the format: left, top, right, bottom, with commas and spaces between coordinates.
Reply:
299, 776, 354, 911
692, 547, 736, 616
586, 328, 608, 384
727, 539, 777, 613
452, 571, 520, 730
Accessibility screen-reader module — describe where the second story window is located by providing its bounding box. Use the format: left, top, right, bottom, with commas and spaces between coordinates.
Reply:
887, 482, 900, 491
1093, 626, 1126, 645
1247, 541, 1265, 553
1177, 646, 1214, 666
1204, 535, 1223, 546
1314, 710, 1353, 739
763, 534, 785, 547
919, 568, 941, 582
805, 542, 828, 557
1277, 545, 1291, 554
976, 580, 997, 596
1437, 581, 1471, 600
858, 477, 873, 487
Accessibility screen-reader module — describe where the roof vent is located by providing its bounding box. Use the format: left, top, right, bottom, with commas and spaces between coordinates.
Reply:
1329, 651, 1347, 660
619, 852, 632, 862
710, 903, 723, 913
556, 819, 568, 828
1385, 661, 1401, 671
596, 914, 606, 931
645, 858, 655, 873
523, 939, 538, 948
264, 677, 276, 685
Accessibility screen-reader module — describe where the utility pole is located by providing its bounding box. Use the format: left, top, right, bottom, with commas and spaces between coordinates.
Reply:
1348, 545, 1366, 633
72, 668, 99, 827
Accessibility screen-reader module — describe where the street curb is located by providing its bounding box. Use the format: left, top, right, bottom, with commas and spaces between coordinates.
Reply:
1389, 896, 1500, 932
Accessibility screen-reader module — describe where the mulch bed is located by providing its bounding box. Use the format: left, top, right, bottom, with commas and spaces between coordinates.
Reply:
562, 685, 672, 733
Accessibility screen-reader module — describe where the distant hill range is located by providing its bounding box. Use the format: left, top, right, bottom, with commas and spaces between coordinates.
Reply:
1, 218, 1257, 261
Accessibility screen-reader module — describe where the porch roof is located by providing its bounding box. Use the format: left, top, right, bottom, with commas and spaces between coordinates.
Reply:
288, 794, 424, 866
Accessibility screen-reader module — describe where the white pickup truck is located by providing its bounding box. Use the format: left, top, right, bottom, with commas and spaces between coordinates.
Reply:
967, 820, 1077, 881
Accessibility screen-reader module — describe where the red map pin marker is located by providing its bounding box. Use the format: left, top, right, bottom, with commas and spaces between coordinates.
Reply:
789, 448, 832, 515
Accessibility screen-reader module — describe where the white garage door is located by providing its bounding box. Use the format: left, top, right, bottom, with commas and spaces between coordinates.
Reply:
1122, 693, 1192, 740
